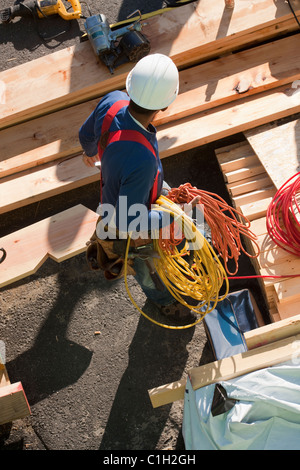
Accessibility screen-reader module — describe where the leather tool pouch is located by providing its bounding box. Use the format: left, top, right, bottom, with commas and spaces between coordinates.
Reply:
86, 219, 152, 280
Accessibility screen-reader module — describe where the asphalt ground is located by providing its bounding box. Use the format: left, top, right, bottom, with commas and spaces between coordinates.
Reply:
0, 0, 270, 452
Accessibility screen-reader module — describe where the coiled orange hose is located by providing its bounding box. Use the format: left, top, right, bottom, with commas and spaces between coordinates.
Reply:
162, 183, 260, 275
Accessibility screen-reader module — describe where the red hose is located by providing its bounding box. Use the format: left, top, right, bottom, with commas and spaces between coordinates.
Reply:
266, 172, 300, 256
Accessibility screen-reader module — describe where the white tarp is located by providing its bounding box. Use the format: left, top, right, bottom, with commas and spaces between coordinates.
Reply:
182, 360, 300, 450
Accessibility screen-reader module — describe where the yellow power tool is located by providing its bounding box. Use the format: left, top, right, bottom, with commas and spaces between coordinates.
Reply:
0, 0, 82, 23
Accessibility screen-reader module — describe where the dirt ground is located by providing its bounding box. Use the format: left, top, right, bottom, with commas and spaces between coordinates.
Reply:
0, 0, 269, 451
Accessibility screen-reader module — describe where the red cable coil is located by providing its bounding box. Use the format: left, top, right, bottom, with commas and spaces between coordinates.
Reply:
266, 172, 300, 257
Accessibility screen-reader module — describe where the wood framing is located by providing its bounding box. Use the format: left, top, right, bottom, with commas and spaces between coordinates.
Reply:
148, 334, 300, 408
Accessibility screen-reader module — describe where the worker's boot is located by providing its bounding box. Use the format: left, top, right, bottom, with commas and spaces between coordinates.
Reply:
160, 301, 198, 325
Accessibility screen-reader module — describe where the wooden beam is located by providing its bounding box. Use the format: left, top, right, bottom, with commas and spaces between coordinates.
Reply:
155, 34, 300, 126
158, 83, 300, 158
189, 333, 300, 391
3, 81, 300, 215
3, 34, 300, 178
0, 99, 98, 178
0, 155, 99, 215
0, 205, 98, 288
148, 378, 186, 409
244, 314, 300, 349
0, 382, 31, 425
274, 277, 300, 304
149, 334, 300, 407
237, 197, 273, 221
0, 0, 298, 129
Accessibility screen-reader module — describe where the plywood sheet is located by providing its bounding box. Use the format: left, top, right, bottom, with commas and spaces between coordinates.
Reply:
245, 118, 300, 189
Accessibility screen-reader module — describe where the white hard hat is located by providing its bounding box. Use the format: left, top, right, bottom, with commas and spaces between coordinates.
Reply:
126, 53, 179, 110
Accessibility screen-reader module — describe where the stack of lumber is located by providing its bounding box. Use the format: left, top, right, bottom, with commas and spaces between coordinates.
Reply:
215, 127, 300, 323
2, 0, 300, 215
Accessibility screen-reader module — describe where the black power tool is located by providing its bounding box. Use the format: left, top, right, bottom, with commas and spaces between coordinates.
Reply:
83, 11, 150, 74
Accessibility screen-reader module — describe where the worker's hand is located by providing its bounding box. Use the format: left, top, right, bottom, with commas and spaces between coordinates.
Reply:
82, 152, 100, 168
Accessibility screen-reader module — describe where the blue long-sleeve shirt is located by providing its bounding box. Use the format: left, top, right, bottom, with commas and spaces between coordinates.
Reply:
79, 90, 169, 236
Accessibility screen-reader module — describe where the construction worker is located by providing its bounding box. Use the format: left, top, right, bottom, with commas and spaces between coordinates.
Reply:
79, 53, 197, 324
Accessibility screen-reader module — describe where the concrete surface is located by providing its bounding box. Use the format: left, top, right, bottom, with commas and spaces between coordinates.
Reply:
0, 0, 269, 451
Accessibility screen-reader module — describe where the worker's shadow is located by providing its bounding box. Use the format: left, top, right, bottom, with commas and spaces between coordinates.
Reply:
98, 301, 198, 450
4, 268, 94, 406
0, 14, 81, 51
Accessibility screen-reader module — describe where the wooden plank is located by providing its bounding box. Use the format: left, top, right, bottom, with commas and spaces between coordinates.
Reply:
244, 313, 300, 349
148, 378, 186, 409
0, 205, 98, 288
220, 156, 259, 175
0, 155, 99, 215
228, 186, 276, 207
0, 99, 98, 178
158, 83, 300, 158
225, 164, 265, 184
149, 334, 300, 407
245, 118, 300, 189
0, 0, 299, 129
189, 333, 300, 391
150, 0, 300, 68
237, 197, 273, 221
4, 80, 300, 215
3, 34, 300, 178
274, 297, 300, 320
215, 141, 253, 161
0, 382, 31, 425
154, 34, 300, 126
274, 277, 300, 304
228, 174, 272, 197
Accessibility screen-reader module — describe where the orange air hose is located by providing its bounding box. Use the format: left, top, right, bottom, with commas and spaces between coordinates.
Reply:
162, 183, 260, 275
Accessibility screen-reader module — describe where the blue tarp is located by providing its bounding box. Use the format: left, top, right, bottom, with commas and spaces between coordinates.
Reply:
183, 360, 300, 450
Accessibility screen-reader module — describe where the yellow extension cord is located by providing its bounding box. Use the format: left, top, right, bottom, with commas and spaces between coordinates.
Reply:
124, 196, 229, 330
110, 0, 194, 29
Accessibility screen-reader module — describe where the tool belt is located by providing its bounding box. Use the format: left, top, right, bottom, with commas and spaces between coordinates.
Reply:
86, 217, 152, 280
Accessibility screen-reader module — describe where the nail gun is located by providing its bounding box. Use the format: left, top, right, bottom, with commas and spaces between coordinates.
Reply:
83, 10, 150, 74
0, 0, 82, 23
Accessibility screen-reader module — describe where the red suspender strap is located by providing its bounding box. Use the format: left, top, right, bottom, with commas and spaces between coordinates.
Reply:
107, 130, 159, 206
98, 99, 159, 206
101, 99, 130, 134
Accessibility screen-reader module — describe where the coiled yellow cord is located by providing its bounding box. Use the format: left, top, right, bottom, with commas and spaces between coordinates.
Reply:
124, 196, 229, 330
